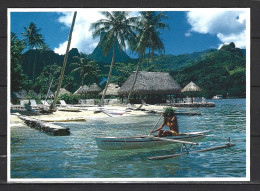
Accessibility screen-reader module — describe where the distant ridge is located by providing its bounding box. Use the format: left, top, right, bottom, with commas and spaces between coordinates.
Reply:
21, 48, 80, 80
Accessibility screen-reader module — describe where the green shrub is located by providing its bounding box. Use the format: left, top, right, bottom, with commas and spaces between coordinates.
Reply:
58, 94, 80, 104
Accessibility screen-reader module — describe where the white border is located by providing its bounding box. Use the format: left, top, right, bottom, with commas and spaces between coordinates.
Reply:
7, 8, 251, 183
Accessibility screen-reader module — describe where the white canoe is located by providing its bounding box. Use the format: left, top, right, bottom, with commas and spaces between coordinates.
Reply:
95, 131, 208, 150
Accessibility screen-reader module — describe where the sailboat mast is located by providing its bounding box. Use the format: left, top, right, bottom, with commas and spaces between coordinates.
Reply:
50, 11, 77, 110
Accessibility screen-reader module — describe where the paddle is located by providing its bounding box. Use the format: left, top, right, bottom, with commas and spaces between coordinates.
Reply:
148, 114, 163, 136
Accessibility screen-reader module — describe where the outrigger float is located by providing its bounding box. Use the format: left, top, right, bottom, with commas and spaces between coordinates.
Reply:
95, 130, 235, 160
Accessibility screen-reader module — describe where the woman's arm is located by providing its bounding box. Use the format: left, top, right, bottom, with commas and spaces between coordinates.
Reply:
151, 119, 166, 133
170, 115, 176, 122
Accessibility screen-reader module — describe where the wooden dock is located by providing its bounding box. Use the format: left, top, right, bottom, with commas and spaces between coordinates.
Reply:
19, 116, 70, 136
165, 102, 215, 107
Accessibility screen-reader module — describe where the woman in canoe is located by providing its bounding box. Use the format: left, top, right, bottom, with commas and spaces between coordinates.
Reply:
150, 107, 179, 137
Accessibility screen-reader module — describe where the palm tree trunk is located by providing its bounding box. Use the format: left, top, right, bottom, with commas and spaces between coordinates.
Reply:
148, 48, 150, 67
50, 11, 77, 110
126, 54, 144, 104
32, 47, 37, 88
151, 47, 154, 63
99, 38, 116, 106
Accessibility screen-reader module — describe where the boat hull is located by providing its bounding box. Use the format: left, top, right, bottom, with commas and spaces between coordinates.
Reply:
95, 133, 206, 150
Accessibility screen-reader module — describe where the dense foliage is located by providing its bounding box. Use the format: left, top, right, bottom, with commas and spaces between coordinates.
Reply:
11, 33, 30, 92
170, 43, 246, 98
58, 94, 80, 104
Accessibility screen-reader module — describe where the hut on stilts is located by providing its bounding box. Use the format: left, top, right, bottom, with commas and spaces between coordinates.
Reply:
118, 71, 181, 104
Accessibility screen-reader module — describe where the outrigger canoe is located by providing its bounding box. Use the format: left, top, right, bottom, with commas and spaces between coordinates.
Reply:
95, 131, 208, 150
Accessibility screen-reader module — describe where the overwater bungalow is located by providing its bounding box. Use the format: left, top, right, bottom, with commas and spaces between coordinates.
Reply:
118, 71, 181, 104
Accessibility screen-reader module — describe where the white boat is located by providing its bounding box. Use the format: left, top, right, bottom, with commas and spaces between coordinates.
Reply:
212, 95, 223, 99
95, 131, 208, 150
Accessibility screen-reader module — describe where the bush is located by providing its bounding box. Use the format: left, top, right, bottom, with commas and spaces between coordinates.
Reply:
58, 94, 80, 104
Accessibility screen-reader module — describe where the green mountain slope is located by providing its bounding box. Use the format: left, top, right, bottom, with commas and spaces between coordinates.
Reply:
21, 48, 80, 80
170, 42, 246, 98
155, 49, 217, 71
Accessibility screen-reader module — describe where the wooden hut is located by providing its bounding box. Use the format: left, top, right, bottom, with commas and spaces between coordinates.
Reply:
73, 85, 89, 95
100, 83, 120, 96
118, 71, 181, 104
181, 81, 202, 92
56, 88, 71, 97
87, 83, 102, 94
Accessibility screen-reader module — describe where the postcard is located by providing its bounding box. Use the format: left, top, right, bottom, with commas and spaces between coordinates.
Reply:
8, 8, 250, 182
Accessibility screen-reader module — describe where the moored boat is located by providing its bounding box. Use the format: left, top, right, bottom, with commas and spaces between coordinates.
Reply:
95, 131, 207, 150
212, 95, 223, 99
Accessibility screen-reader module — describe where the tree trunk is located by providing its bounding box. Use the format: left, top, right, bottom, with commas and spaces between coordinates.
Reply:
50, 11, 77, 110
151, 47, 154, 64
126, 54, 143, 104
32, 47, 37, 88
99, 38, 117, 106
81, 75, 84, 86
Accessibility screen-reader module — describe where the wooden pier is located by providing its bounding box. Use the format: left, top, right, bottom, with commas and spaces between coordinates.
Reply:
165, 102, 215, 107
19, 116, 70, 136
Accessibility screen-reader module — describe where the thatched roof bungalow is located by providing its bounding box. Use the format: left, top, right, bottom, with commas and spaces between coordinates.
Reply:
73, 85, 89, 95
12, 89, 28, 99
118, 71, 181, 96
100, 83, 120, 96
56, 88, 71, 97
87, 83, 102, 94
181, 81, 202, 92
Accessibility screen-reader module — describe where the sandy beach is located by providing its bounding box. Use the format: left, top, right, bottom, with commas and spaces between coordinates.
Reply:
10, 104, 173, 127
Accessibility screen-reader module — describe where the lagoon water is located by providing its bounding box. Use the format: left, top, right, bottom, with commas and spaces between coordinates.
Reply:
11, 99, 247, 179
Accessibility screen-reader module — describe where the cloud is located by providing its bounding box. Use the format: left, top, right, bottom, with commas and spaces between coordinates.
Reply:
186, 10, 247, 48
54, 10, 140, 55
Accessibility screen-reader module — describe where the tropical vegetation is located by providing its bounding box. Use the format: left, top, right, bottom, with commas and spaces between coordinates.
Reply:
89, 11, 138, 105
10, 11, 246, 103
126, 11, 169, 103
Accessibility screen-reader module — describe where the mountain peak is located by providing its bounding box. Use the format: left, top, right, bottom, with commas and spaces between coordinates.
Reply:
88, 35, 131, 64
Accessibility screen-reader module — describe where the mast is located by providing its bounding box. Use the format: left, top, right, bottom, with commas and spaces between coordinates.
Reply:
50, 11, 77, 110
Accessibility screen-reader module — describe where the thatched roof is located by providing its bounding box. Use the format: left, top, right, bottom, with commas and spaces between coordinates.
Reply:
100, 83, 120, 96
118, 71, 181, 95
73, 85, 89, 95
46, 90, 54, 98
12, 90, 27, 99
181, 81, 202, 92
28, 90, 39, 98
56, 88, 71, 97
87, 83, 102, 94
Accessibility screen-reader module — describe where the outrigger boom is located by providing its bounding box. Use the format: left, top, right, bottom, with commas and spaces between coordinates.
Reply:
148, 143, 235, 160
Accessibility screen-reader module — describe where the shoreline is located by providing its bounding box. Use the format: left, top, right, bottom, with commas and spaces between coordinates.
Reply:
10, 104, 170, 127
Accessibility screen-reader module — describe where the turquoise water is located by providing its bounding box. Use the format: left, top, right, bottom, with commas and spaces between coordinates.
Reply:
11, 99, 246, 178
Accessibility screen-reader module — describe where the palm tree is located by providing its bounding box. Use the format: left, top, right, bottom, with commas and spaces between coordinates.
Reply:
22, 22, 45, 85
127, 11, 169, 104
90, 11, 138, 106
72, 55, 99, 86
50, 11, 77, 111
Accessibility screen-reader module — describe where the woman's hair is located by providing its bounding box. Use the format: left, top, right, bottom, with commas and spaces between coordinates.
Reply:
163, 107, 175, 117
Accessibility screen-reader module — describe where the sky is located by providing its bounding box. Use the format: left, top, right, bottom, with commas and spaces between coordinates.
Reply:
10, 9, 248, 57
